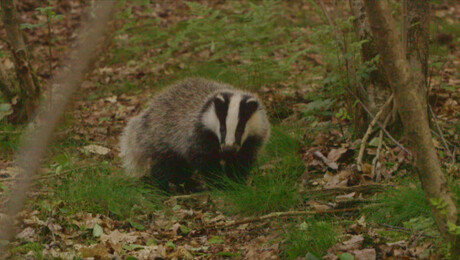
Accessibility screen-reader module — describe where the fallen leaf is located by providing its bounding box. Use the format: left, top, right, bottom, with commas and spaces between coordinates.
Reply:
336, 192, 356, 201
79, 244, 109, 258
352, 248, 376, 260
16, 227, 35, 241
100, 229, 137, 247
327, 148, 348, 162
93, 223, 103, 237
314, 151, 338, 170
208, 236, 224, 245
80, 144, 111, 155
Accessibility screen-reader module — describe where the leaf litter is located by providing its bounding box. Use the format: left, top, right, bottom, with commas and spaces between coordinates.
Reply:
0, 0, 459, 259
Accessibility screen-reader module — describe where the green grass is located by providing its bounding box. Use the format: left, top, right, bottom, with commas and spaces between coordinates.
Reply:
48, 161, 164, 221
110, 0, 314, 91
212, 125, 305, 216
364, 183, 432, 226
282, 219, 338, 259
0, 122, 22, 159
10, 242, 43, 259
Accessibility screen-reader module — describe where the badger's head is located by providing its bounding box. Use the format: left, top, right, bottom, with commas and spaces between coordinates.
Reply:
201, 91, 269, 153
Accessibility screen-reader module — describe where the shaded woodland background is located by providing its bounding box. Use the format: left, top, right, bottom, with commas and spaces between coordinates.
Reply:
0, 0, 459, 259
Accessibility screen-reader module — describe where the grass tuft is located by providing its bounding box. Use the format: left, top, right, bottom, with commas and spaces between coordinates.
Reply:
282, 219, 338, 259
10, 242, 43, 259
364, 184, 432, 226
51, 162, 164, 220
212, 126, 304, 216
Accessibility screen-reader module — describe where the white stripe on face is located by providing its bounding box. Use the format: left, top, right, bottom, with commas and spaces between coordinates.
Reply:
202, 103, 220, 141
224, 93, 242, 147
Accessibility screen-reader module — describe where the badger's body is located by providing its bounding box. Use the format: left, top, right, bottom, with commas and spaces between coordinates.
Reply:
120, 78, 270, 189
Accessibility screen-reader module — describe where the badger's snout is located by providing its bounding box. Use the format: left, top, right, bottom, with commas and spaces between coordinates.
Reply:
221, 143, 240, 153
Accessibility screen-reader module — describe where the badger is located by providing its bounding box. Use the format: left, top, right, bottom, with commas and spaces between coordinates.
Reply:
119, 78, 270, 190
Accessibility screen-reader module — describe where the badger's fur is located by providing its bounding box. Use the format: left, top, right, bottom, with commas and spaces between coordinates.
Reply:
119, 78, 270, 189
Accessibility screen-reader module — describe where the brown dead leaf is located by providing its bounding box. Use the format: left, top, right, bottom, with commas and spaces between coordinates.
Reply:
169, 246, 194, 260
308, 201, 332, 211
79, 243, 109, 258
16, 227, 35, 241
353, 248, 376, 260
336, 192, 356, 201
72, 213, 102, 229
135, 245, 166, 260
362, 163, 372, 175
23, 215, 46, 226
327, 148, 348, 162
330, 235, 364, 253
100, 229, 138, 253
314, 151, 338, 170
323, 170, 352, 188
81, 144, 111, 155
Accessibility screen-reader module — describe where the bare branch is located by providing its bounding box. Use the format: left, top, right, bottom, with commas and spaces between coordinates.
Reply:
0, 0, 115, 249
204, 208, 358, 230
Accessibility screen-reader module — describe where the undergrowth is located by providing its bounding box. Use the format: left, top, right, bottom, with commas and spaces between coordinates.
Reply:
46, 158, 163, 221
213, 126, 305, 216
282, 218, 338, 259
109, 0, 311, 94
364, 183, 433, 227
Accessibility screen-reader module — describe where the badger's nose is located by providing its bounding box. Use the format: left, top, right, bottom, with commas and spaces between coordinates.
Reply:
221, 144, 240, 153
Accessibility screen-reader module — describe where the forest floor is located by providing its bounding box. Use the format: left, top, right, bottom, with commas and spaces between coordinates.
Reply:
0, 0, 459, 259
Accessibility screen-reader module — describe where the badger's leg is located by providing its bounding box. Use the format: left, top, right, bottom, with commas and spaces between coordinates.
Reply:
150, 155, 200, 192
225, 137, 263, 181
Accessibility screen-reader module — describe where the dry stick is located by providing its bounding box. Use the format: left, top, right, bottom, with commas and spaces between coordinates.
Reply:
357, 95, 393, 171
301, 184, 388, 196
376, 223, 435, 239
428, 105, 453, 158
430, 129, 456, 148
316, 1, 412, 158
371, 130, 384, 179
205, 208, 358, 230
344, 85, 412, 157
0, 0, 115, 252
371, 112, 392, 179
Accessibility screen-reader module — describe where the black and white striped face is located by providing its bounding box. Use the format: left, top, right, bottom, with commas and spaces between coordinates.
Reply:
201, 92, 264, 152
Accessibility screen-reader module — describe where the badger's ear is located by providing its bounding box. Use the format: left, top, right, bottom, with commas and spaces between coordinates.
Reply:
214, 94, 225, 105
245, 97, 259, 113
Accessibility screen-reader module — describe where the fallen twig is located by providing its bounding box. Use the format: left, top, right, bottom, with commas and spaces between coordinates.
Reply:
429, 105, 453, 159
355, 94, 412, 156
204, 208, 358, 230
372, 112, 392, 180
342, 84, 412, 157
357, 96, 392, 171
313, 151, 338, 170
301, 184, 389, 196
371, 130, 384, 180
335, 198, 379, 209
375, 223, 435, 239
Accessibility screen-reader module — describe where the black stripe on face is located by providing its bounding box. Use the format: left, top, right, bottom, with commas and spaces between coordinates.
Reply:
235, 95, 258, 145
214, 92, 232, 144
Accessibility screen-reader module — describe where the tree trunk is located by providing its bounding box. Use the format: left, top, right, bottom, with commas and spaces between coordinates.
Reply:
349, 0, 392, 117
406, 0, 430, 90
362, 1, 460, 257
0, 0, 41, 123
